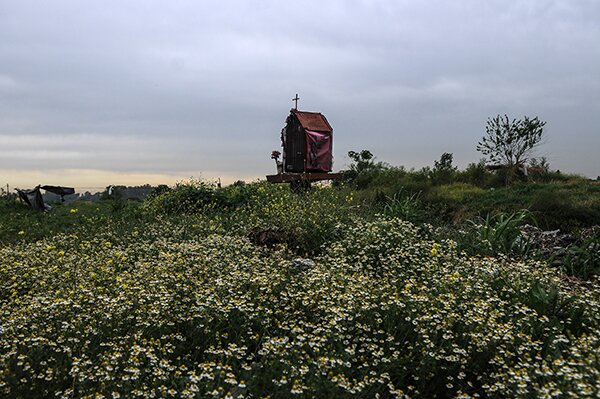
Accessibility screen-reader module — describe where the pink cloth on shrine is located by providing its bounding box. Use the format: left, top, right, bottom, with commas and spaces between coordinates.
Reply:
305, 130, 332, 171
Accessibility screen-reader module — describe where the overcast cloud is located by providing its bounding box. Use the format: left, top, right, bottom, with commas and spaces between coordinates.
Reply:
1, 0, 599, 190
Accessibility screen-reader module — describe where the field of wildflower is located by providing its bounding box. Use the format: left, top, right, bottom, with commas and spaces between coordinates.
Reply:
1, 181, 600, 398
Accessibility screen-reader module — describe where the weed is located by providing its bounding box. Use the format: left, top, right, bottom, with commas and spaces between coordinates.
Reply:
382, 189, 426, 223
468, 210, 534, 257
561, 235, 600, 280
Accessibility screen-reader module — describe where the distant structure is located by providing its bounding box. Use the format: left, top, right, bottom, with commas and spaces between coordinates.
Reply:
282, 108, 333, 173
15, 185, 76, 211
267, 95, 341, 188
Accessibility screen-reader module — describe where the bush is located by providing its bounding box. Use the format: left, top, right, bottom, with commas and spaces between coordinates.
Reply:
457, 159, 495, 187
231, 183, 352, 255
144, 179, 229, 214
430, 152, 458, 185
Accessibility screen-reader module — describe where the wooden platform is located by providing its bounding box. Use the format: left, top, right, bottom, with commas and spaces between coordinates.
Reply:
266, 172, 343, 183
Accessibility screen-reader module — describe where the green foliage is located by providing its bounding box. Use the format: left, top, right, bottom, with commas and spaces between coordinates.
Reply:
381, 189, 427, 223
430, 183, 486, 203
148, 184, 171, 198
560, 235, 600, 280
335, 151, 599, 233
477, 114, 546, 167
0, 195, 23, 212
434, 152, 455, 171
524, 280, 587, 339
529, 184, 600, 231
144, 179, 228, 214
468, 210, 534, 256
430, 152, 458, 185
0, 200, 151, 248
456, 159, 496, 187
145, 180, 351, 255
342, 150, 389, 188
347, 149, 374, 172
230, 182, 351, 255
528, 169, 573, 184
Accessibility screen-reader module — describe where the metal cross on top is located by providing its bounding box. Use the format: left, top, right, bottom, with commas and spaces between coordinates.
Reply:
292, 93, 300, 110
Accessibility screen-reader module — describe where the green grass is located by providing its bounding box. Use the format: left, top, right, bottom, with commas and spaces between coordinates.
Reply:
416, 181, 600, 230
0, 197, 151, 246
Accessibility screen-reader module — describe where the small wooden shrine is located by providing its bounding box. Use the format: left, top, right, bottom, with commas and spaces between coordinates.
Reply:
267, 94, 342, 186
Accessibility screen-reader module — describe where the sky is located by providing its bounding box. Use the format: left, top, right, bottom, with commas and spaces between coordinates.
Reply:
1, 0, 599, 191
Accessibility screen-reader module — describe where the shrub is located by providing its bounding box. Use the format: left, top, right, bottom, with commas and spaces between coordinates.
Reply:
341, 150, 389, 189
144, 179, 229, 214
148, 184, 171, 198
221, 182, 352, 255
430, 152, 458, 185
457, 159, 494, 187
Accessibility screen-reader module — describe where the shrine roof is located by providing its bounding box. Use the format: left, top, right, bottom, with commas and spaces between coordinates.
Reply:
291, 109, 333, 132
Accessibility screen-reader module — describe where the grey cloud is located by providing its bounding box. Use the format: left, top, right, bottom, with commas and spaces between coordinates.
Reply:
1, 0, 599, 183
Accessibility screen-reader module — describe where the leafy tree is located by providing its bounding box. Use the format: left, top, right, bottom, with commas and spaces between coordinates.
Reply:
431, 152, 457, 185
341, 150, 388, 189
477, 114, 546, 184
477, 114, 545, 167
434, 152, 455, 171
347, 150, 375, 173
458, 159, 492, 187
